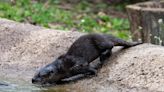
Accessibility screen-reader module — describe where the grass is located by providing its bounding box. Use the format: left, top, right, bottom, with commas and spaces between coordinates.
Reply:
0, 0, 130, 40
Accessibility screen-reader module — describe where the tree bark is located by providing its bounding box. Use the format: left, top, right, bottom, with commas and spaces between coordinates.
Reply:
127, 0, 164, 45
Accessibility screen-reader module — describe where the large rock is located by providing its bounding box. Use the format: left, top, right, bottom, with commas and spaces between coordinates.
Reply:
0, 18, 164, 92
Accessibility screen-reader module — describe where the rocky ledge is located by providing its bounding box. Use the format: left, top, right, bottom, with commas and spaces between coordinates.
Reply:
0, 18, 164, 92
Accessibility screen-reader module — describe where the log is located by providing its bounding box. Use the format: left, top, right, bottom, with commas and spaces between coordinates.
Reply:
126, 0, 164, 45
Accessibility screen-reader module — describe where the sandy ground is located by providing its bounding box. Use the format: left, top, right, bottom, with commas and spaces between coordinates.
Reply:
1, 18, 164, 92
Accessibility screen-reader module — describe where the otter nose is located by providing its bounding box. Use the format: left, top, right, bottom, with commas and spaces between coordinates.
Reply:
32, 78, 41, 83
32, 78, 36, 83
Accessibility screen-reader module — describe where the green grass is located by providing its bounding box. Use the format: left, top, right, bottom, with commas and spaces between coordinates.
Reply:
0, 0, 130, 40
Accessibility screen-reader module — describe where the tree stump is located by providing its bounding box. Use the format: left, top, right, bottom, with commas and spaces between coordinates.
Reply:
126, 0, 164, 45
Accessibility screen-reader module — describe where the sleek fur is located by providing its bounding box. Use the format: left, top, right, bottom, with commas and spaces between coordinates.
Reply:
32, 34, 142, 85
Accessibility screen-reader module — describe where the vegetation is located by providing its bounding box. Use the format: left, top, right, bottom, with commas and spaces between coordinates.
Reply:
0, 0, 131, 39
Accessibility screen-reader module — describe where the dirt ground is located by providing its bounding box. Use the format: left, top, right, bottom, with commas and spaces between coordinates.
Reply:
1, 19, 164, 92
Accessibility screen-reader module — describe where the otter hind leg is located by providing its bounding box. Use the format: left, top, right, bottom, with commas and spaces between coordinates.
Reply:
100, 50, 112, 62
90, 49, 112, 70
94, 41, 113, 69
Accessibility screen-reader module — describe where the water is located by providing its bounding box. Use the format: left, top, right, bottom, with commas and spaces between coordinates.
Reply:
0, 78, 70, 92
0, 82, 69, 92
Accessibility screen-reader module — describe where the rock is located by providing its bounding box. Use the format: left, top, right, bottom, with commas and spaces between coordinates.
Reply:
0, 18, 164, 92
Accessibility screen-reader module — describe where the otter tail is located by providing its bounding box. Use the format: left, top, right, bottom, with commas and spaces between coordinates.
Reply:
103, 34, 142, 48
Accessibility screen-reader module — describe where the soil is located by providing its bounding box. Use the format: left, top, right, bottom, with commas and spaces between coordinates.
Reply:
0, 19, 164, 92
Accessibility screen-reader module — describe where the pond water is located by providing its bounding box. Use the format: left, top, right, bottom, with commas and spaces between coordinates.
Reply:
0, 77, 71, 92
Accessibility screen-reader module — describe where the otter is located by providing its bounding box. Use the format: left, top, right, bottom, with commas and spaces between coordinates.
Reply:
32, 33, 142, 85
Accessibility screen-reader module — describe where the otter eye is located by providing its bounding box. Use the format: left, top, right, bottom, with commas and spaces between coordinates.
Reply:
49, 70, 54, 73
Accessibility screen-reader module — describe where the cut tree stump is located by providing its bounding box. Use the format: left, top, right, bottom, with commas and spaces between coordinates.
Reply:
126, 0, 164, 45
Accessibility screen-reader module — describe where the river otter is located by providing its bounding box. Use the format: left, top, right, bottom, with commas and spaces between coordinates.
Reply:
32, 34, 142, 85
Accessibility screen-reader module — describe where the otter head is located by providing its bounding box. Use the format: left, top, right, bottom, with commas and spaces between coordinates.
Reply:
32, 55, 76, 85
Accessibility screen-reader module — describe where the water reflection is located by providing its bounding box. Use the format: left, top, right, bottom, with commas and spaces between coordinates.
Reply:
0, 81, 69, 92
